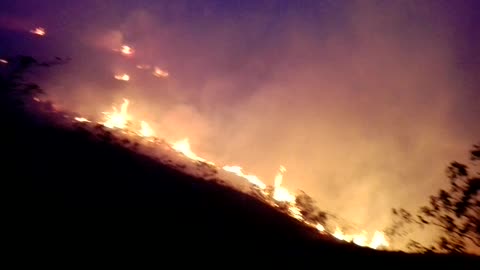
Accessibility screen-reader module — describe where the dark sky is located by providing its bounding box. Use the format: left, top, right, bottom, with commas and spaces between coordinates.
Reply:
1, 0, 479, 234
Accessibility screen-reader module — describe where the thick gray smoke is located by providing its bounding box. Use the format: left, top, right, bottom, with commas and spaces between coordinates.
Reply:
1, 0, 479, 233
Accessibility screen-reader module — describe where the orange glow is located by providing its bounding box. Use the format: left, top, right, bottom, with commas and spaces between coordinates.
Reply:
68, 97, 389, 250
74, 117, 90, 123
153, 66, 169, 78
136, 64, 151, 70
102, 98, 131, 129
120, 45, 134, 56
222, 165, 267, 189
30, 27, 46, 36
114, 73, 130, 81
172, 138, 215, 165
139, 120, 155, 138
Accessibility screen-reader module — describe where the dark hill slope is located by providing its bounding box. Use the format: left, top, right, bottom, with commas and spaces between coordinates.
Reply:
2, 93, 478, 267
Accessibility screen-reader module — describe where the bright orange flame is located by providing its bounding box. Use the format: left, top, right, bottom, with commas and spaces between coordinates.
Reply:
120, 45, 134, 56
102, 98, 131, 129
136, 64, 151, 70
70, 97, 390, 250
30, 27, 46, 36
222, 165, 267, 189
139, 121, 155, 137
153, 66, 169, 78
74, 117, 90, 123
0, 59, 8, 64
114, 73, 130, 81
272, 166, 295, 203
332, 227, 389, 249
172, 138, 215, 165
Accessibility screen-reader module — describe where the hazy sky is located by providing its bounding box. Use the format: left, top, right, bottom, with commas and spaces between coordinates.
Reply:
1, 0, 479, 232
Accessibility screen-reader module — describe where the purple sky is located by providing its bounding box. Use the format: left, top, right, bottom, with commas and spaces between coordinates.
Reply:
1, 0, 479, 236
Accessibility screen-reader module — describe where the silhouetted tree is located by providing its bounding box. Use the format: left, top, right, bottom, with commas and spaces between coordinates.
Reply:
387, 144, 480, 254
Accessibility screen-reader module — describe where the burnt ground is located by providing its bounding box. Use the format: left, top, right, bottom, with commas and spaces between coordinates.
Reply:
2, 89, 478, 268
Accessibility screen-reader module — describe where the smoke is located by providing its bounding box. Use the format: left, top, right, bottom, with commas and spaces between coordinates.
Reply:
1, 0, 479, 232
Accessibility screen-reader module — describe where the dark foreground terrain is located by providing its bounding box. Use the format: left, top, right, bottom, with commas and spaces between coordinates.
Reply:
2, 90, 478, 267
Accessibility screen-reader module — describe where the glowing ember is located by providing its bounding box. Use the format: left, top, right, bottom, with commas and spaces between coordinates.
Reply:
114, 73, 130, 81
222, 165, 267, 189
139, 121, 155, 137
136, 64, 151, 70
102, 98, 131, 129
0, 59, 8, 64
172, 138, 215, 165
153, 66, 169, 78
74, 117, 90, 123
120, 45, 134, 56
30, 27, 46, 36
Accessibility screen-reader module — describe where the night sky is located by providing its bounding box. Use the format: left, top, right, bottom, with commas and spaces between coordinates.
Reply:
1, 0, 479, 233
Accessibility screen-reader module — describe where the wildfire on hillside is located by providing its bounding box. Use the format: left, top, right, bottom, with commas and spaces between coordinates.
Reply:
70, 97, 389, 250
22, 24, 390, 250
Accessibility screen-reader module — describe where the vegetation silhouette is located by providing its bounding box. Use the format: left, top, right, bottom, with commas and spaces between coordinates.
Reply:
387, 144, 480, 254
2, 55, 478, 265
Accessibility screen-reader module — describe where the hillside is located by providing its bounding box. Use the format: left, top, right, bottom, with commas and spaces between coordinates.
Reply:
2, 85, 478, 267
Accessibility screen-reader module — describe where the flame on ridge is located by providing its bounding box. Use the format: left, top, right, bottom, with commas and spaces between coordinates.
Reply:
73, 98, 389, 250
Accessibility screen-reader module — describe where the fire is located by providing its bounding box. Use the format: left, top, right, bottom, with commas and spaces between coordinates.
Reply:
114, 73, 130, 81
136, 64, 151, 70
222, 165, 267, 189
0, 59, 8, 64
272, 166, 295, 203
74, 117, 90, 123
139, 121, 155, 137
332, 227, 389, 249
120, 45, 134, 56
102, 98, 131, 129
30, 27, 46, 36
153, 66, 169, 78
68, 97, 390, 250
172, 138, 215, 165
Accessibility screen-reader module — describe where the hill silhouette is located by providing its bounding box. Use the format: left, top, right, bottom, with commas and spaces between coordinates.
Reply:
2, 68, 478, 267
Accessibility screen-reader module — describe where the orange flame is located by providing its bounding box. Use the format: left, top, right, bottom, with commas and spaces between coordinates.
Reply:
30, 27, 46, 36
102, 98, 131, 129
120, 45, 134, 56
70, 97, 390, 250
222, 165, 267, 189
153, 66, 169, 78
114, 73, 130, 81
139, 121, 155, 138
172, 138, 215, 165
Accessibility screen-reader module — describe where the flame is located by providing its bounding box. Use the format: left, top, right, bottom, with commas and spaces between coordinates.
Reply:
74, 117, 90, 123
332, 227, 389, 249
139, 121, 155, 137
69, 97, 390, 250
114, 73, 130, 81
0, 59, 8, 64
30, 27, 46, 36
222, 165, 267, 189
172, 138, 215, 165
120, 45, 134, 56
272, 166, 295, 203
102, 98, 131, 129
153, 66, 169, 78
136, 64, 151, 70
